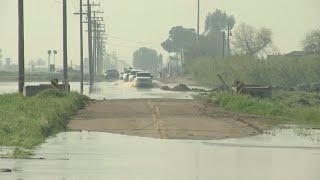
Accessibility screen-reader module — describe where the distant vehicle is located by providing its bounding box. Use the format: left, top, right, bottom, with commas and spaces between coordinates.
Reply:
134, 72, 153, 87
123, 69, 132, 82
129, 70, 142, 82
104, 69, 119, 80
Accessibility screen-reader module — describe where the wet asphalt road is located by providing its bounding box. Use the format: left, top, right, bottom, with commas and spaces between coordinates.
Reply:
1, 81, 320, 180
0, 81, 194, 99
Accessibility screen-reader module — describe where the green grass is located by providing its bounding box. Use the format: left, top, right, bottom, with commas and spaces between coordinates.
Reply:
0, 89, 89, 157
198, 91, 320, 127
186, 55, 320, 88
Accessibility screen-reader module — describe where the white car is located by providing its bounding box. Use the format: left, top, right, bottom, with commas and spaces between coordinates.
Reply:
129, 70, 142, 82
134, 72, 153, 87
123, 69, 132, 82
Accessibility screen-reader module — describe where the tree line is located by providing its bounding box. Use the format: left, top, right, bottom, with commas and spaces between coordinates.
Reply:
132, 9, 320, 74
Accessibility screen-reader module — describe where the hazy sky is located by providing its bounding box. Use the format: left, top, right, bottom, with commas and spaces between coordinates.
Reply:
0, 0, 319, 67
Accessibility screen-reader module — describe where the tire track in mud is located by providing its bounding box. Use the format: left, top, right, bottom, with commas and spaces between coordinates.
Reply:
146, 101, 166, 139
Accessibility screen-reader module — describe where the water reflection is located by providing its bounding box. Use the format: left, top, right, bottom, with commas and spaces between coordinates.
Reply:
89, 85, 100, 94
0, 129, 319, 180
0, 81, 194, 100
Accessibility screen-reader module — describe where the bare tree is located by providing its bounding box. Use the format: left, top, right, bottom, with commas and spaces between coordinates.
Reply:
232, 23, 272, 56
303, 29, 320, 52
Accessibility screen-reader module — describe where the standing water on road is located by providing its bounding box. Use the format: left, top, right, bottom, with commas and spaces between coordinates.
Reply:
0, 129, 320, 180
0, 81, 193, 100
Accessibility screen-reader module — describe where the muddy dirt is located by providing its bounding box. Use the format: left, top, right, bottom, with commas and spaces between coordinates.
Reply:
68, 99, 271, 140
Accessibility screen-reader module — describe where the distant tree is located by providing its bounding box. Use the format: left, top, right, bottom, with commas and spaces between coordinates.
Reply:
161, 26, 196, 72
303, 29, 320, 52
161, 26, 196, 54
232, 23, 273, 56
133, 47, 159, 73
36, 58, 46, 66
204, 9, 236, 35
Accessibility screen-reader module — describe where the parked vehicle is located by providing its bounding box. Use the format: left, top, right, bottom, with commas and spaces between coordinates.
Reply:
134, 72, 153, 87
104, 69, 119, 80
129, 70, 142, 82
123, 69, 132, 82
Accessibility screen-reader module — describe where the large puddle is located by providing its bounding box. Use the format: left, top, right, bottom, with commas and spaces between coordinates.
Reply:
0, 129, 320, 180
0, 81, 193, 100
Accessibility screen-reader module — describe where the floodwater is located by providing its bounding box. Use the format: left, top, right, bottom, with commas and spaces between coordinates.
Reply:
0, 81, 193, 100
0, 129, 320, 180
1, 81, 320, 179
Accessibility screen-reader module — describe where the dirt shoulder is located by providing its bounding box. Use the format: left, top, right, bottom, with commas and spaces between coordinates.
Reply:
68, 99, 272, 140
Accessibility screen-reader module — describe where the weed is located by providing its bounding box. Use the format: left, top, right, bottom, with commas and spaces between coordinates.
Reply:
186, 55, 320, 88
0, 92, 89, 158
198, 91, 320, 127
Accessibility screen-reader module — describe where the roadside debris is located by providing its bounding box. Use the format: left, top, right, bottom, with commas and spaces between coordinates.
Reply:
161, 83, 208, 92
217, 74, 231, 92
171, 84, 191, 91
160, 86, 171, 91
0, 168, 12, 173
216, 74, 273, 98
231, 80, 272, 98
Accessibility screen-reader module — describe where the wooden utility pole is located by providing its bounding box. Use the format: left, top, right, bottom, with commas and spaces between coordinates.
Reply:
93, 11, 97, 75
47, 50, 51, 72
63, 0, 68, 90
76, 0, 83, 93
18, 0, 24, 93
87, 1, 94, 85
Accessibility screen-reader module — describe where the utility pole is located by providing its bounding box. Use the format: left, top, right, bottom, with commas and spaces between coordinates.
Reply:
93, 11, 97, 75
53, 50, 57, 71
159, 54, 163, 78
74, 0, 86, 93
79, 0, 84, 94
87, 1, 94, 85
47, 50, 51, 72
18, 0, 24, 93
96, 28, 102, 75
63, 0, 68, 90
222, 31, 225, 58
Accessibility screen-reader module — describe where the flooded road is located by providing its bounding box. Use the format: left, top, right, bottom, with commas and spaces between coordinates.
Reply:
0, 130, 320, 180
1, 81, 320, 179
0, 81, 193, 100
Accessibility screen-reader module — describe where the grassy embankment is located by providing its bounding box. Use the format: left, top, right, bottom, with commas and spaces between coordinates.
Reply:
196, 91, 320, 127
0, 90, 89, 158
186, 55, 320, 88
187, 55, 320, 127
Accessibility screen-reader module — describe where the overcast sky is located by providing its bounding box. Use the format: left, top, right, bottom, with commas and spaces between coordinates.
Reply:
0, 0, 319, 66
